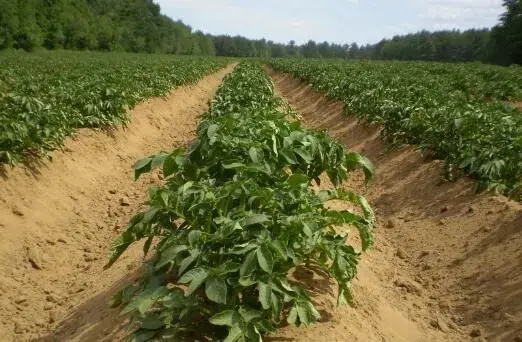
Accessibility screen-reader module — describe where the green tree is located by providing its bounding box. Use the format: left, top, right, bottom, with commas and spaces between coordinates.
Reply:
0, 0, 19, 48
349, 42, 358, 58
270, 42, 286, 57
0, 0, 517, 64
14, 0, 43, 51
493, 0, 522, 64
95, 17, 118, 51
193, 32, 215, 55
302, 40, 320, 58
254, 39, 271, 57
286, 40, 299, 56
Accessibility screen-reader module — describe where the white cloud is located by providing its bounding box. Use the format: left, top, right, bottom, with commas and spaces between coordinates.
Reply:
414, 0, 503, 27
383, 22, 418, 36
157, 0, 322, 43
286, 19, 305, 28
156, 0, 506, 45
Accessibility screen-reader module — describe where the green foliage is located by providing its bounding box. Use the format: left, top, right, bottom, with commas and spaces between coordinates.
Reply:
491, 0, 522, 65
370, 29, 494, 62
0, 0, 518, 66
107, 62, 374, 341
0, 51, 228, 164
209, 29, 506, 64
0, 0, 216, 54
270, 58, 522, 199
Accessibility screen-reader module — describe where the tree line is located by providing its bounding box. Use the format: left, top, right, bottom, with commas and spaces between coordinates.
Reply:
0, 0, 520, 65
212, 30, 496, 62
0, 0, 215, 55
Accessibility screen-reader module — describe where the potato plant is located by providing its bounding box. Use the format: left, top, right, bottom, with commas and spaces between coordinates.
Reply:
0, 51, 229, 164
270, 59, 522, 199
107, 62, 375, 341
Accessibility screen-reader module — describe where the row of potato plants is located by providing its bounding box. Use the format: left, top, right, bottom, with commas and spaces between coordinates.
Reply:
107, 62, 375, 341
0, 51, 229, 164
270, 58, 522, 199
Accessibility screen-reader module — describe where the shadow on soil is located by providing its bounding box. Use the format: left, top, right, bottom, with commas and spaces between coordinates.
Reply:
267, 68, 522, 342
36, 268, 142, 342
0, 154, 47, 180
0, 127, 121, 181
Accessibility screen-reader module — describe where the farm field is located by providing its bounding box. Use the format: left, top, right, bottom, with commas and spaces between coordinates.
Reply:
106, 62, 375, 341
0, 52, 521, 342
270, 59, 522, 199
0, 51, 229, 164
268, 68, 522, 341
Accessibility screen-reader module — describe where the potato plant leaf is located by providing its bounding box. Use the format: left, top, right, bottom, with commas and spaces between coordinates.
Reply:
257, 245, 274, 273
107, 62, 375, 341
205, 277, 228, 304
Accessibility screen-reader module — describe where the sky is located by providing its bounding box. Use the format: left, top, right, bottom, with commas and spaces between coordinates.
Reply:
156, 0, 505, 46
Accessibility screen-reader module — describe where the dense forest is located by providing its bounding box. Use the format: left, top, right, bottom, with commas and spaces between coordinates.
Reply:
211, 0, 522, 66
212, 30, 496, 62
0, 0, 215, 54
0, 0, 521, 65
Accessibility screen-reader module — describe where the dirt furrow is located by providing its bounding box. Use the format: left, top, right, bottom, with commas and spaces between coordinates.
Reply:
267, 69, 522, 342
0, 65, 234, 342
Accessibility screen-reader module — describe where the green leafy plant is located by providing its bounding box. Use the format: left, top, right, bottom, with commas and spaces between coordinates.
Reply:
107, 62, 374, 341
270, 58, 522, 199
0, 51, 229, 164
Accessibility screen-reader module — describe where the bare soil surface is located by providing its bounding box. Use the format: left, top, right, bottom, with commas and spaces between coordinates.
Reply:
0, 65, 234, 342
267, 69, 522, 342
1, 64, 520, 342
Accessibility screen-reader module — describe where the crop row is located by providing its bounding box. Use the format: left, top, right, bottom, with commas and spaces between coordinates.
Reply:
270, 59, 522, 198
107, 62, 375, 341
0, 51, 229, 164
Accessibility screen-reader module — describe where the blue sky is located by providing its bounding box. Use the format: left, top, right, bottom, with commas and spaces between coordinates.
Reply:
156, 0, 505, 45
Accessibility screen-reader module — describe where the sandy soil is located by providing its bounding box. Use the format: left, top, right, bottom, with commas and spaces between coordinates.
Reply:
0, 65, 234, 341
1, 63, 520, 342
267, 69, 522, 342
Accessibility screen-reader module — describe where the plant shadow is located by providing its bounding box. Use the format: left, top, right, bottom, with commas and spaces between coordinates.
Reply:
36, 268, 143, 342
268, 68, 522, 342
